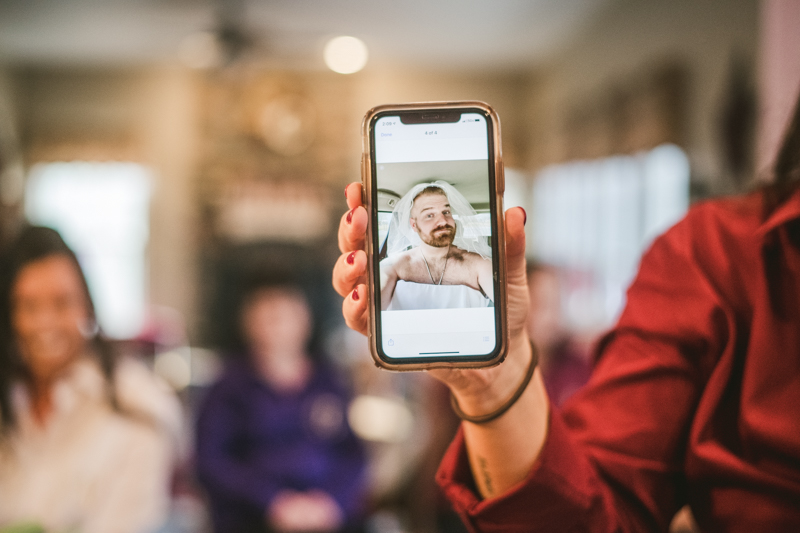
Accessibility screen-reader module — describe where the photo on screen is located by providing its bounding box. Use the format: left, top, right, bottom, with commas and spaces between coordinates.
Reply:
375, 159, 493, 312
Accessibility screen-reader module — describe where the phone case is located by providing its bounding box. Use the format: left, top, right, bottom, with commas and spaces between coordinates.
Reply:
361, 101, 508, 371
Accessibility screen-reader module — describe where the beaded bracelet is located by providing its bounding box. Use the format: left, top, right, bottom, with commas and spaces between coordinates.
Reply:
449, 343, 539, 424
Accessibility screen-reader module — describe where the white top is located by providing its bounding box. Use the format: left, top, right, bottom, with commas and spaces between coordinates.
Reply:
0, 356, 182, 533
387, 280, 490, 311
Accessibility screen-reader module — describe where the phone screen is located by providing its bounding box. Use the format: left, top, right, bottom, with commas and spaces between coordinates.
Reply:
369, 109, 501, 363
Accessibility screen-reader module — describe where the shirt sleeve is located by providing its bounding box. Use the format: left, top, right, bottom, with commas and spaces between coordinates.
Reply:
436, 210, 731, 532
82, 416, 175, 533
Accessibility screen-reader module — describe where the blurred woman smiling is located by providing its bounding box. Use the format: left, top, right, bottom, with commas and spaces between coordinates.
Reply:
0, 226, 181, 533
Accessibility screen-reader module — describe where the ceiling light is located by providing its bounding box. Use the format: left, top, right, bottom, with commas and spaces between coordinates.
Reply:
324, 36, 368, 74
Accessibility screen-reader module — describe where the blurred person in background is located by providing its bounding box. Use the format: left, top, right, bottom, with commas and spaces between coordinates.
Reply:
335, 85, 800, 531
0, 226, 182, 533
526, 263, 591, 407
195, 281, 366, 533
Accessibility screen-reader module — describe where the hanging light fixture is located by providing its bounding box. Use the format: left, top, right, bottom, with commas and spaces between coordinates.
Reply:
323, 36, 368, 74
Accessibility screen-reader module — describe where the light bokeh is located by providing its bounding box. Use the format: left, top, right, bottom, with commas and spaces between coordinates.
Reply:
323, 36, 368, 74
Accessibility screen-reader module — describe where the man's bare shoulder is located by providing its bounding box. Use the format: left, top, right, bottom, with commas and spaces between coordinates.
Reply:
449, 246, 490, 264
380, 249, 416, 268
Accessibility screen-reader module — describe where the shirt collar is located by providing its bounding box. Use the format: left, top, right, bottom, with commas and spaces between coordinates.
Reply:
12, 357, 104, 425
757, 186, 800, 238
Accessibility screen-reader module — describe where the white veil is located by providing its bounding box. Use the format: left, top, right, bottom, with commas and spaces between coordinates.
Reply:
385, 180, 492, 259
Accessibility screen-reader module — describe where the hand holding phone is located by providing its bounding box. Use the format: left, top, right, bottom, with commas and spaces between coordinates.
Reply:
335, 182, 547, 499
335, 104, 547, 498
335, 183, 533, 397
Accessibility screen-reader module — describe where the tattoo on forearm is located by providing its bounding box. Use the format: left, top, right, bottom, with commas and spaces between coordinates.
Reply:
478, 456, 494, 496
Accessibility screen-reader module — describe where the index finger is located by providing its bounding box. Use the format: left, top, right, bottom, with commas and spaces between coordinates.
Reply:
345, 182, 363, 210
338, 183, 367, 253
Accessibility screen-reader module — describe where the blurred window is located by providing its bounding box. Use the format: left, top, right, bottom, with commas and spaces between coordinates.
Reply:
25, 162, 151, 339
531, 144, 690, 329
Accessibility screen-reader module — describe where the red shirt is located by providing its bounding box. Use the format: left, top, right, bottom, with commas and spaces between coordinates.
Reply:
436, 188, 800, 532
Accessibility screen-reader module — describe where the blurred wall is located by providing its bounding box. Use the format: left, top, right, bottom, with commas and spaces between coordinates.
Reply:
0, 68, 24, 242
11, 67, 201, 334
351, 70, 531, 169
4, 64, 532, 341
525, 0, 759, 193
140, 69, 201, 337
193, 68, 532, 344
0, 0, 767, 342
758, 0, 800, 170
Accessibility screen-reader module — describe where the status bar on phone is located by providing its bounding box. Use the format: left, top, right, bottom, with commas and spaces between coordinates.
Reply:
375, 114, 488, 164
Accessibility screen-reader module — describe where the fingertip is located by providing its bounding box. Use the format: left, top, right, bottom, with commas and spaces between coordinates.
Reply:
506, 206, 526, 224
345, 182, 363, 210
338, 205, 368, 255
354, 283, 367, 304
342, 282, 369, 334
333, 249, 367, 297
351, 205, 368, 230
354, 249, 367, 269
344, 283, 365, 305
505, 206, 528, 256
345, 249, 367, 275
505, 206, 526, 235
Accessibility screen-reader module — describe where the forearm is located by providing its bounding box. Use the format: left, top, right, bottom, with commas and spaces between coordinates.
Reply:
478, 261, 495, 301
379, 268, 397, 310
452, 335, 549, 498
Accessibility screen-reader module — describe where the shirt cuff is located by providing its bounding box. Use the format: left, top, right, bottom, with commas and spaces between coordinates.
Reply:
435, 408, 600, 533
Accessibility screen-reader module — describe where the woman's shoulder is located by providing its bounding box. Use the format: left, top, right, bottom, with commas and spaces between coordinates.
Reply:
113, 357, 182, 439
648, 190, 766, 272
668, 190, 762, 243
634, 190, 771, 318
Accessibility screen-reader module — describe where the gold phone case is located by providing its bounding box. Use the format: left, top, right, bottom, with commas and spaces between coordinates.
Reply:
360, 101, 508, 371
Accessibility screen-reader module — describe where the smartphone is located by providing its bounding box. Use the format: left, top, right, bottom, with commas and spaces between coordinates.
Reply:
361, 101, 507, 371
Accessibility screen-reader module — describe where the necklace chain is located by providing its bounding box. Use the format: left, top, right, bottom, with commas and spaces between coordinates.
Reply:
421, 246, 449, 285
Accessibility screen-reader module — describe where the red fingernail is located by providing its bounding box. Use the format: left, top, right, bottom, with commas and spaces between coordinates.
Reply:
346, 251, 356, 265
352, 288, 360, 301
521, 207, 527, 226
346, 207, 356, 224
344, 185, 348, 199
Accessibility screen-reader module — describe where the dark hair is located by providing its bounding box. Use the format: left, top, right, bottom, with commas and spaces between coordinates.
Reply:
764, 86, 800, 217
0, 226, 120, 434
412, 185, 447, 203
235, 272, 321, 360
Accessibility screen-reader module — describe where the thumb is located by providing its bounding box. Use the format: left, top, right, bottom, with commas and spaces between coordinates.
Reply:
505, 206, 528, 286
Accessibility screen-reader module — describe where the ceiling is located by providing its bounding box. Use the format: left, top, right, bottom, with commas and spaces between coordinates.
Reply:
0, 0, 609, 71
377, 160, 489, 207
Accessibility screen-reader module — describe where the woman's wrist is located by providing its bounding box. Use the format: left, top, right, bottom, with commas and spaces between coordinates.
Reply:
450, 332, 534, 418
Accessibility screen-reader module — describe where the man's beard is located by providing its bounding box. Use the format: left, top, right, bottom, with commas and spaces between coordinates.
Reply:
420, 225, 456, 247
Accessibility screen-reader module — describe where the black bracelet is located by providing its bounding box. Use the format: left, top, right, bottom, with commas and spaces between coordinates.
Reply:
450, 343, 539, 424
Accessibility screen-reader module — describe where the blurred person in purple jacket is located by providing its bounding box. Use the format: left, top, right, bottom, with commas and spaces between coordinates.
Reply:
196, 281, 366, 533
